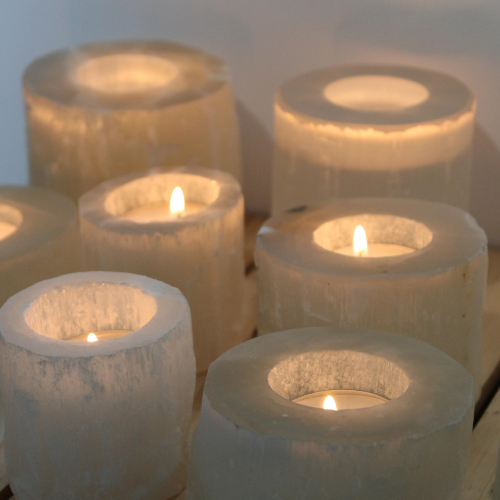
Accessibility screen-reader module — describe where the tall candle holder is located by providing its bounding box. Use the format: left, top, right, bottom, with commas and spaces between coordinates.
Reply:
272, 65, 475, 213
188, 327, 474, 500
24, 40, 242, 201
79, 166, 247, 393
256, 198, 487, 399
0, 272, 195, 500
0, 186, 80, 308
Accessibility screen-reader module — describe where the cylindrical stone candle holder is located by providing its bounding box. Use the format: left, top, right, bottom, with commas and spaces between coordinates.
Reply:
0, 186, 80, 307
188, 327, 474, 500
272, 65, 475, 214
24, 40, 242, 202
0, 272, 195, 500
256, 198, 487, 399
79, 166, 246, 377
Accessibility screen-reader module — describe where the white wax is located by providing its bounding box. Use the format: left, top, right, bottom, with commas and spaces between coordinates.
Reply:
293, 390, 387, 410
121, 201, 205, 223
0, 221, 17, 242
69, 330, 133, 342
335, 243, 414, 257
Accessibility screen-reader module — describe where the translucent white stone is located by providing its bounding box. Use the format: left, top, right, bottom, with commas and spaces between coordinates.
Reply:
24, 41, 242, 202
272, 65, 475, 214
79, 167, 246, 375
0, 272, 195, 500
188, 327, 474, 500
0, 186, 80, 308
256, 198, 487, 399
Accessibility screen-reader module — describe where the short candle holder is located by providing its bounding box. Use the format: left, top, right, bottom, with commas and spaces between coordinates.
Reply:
272, 65, 475, 213
0, 272, 195, 500
0, 186, 80, 308
24, 40, 242, 201
79, 166, 247, 381
256, 198, 487, 399
188, 327, 474, 500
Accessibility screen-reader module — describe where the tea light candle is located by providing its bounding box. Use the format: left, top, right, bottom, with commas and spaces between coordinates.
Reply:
79, 166, 246, 377
0, 186, 81, 308
294, 390, 387, 410
24, 40, 242, 202
272, 65, 475, 214
256, 198, 487, 400
188, 327, 474, 500
0, 272, 195, 500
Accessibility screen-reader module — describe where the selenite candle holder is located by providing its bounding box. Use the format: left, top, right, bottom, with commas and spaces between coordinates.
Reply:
79, 166, 246, 376
256, 198, 487, 399
24, 40, 242, 202
272, 65, 475, 214
0, 186, 80, 308
188, 327, 474, 500
0, 272, 195, 500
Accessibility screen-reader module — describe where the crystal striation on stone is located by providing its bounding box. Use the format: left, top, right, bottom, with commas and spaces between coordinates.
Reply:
0, 272, 195, 500
256, 198, 487, 399
188, 327, 474, 500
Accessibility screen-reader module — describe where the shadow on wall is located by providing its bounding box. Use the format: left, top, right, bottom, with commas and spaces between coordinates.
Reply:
236, 100, 273, 214
471, 124, 500, 247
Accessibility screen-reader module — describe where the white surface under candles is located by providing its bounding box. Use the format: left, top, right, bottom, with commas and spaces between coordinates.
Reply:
256, 198, 488, 400
188, 327, 474, 500
272, 65, 476, 214
79, 167, 247, 376
0, 272, 195, 500
24, 40, 242, 202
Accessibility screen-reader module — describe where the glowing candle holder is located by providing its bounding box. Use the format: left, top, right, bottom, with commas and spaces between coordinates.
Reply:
79, 166, 247, 379
0, 272, 195, 500
188, 327, 474, 500
256, 198, 487, 399
24, 40, 242, 202
272, 65, 475, 214
0, 186, 80, 308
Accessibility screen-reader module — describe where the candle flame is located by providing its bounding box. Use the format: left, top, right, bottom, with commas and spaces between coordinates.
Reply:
87, 333, 98, 342
323, 395, 337, 411
353, 225, 368, 256
170, 187, 185, 215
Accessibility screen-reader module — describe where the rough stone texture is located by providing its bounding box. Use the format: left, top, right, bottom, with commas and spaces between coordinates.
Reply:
24, 40, 242, 202
0, 272, 195, 500
272, 65, 475, 214
256, 198, 488, 400
0, 186, 81, 308
79, 167, 246, 374
188, 328, 474, 500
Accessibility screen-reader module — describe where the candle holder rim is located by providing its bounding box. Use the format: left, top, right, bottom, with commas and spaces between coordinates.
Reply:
79, 166, 242, 231
257, 198, 486, 277
23, 39, 231, 111
277, 63, 475, 128
202, 327, 473, 445
0, 186, 77, 262
0, 271, 190, 358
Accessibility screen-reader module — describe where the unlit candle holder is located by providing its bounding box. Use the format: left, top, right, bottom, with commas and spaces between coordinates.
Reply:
256, 198, 487, 400
0, 272, 195, 500
272, 65, 475, 213
24, 40, 242, 201
188, 327, 474, 500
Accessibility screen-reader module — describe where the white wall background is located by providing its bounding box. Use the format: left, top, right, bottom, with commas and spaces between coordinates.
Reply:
1, 0, 499, 242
